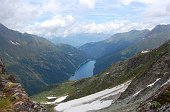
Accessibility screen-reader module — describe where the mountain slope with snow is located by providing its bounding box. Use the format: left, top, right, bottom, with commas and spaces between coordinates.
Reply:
99, 40, 170, 112
55, 81, 131, 112
34, 38, 170, 112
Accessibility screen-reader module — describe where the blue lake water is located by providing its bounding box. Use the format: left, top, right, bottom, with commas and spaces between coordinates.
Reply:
69, 60, 96, 80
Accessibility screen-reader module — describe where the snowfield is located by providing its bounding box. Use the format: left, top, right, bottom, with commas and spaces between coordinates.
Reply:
55, 81, 131, 112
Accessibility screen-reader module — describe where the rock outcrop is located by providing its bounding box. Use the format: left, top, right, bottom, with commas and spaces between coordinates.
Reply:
0, 59, 45, 112
0, 58, 6, 74
137, 81, 170, 112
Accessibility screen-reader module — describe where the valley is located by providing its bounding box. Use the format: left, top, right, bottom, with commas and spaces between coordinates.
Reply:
32, 30, 170, 112
1, 1, 170, 112
0, 23, 92, 95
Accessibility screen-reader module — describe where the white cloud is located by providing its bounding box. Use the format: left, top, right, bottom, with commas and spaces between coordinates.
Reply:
82, 21, 149, 34
82, 22, 123, 33
79, 0, 96, 9
120, 0, 170, 26
0, 0, 169, 38
142, 0, 170, 18
0, 0, 41, 29
121, 0, 170, 18
121, 0, 160, 5
41, 0, 61, 14
0, 0, 64, 30
25, 15, 76, 37
25, 17, 150, 38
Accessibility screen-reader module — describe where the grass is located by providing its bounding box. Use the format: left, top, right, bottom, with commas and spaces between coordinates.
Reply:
44, 105, 55, 112
151, 101, 161, 109
0, 97, 13, 110
31, 81, 76, 102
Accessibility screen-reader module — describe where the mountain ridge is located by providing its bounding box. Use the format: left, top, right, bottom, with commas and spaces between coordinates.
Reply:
79, 24, 170, 75
0, 23, 91, 95
50, 33, 110, 47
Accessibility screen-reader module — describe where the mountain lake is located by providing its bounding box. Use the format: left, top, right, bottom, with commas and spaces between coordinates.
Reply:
69, 60, 96, 80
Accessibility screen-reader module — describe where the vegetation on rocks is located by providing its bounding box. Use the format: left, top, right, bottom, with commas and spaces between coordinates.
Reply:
151, 86, 170, 109
137, 83, 170, 112
0, 97, 13, 110
0, 70, 45, 111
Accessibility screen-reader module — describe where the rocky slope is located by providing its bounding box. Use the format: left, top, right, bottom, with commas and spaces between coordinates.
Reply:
137, 83, 170, 112
99, 40, 170, 112
0, 68, 45, 112
0, 23, 91, 95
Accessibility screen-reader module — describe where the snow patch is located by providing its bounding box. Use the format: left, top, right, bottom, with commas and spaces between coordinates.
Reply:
55, 81, 131, 112
68, 53, 74, 56
44, 95, 68, 105
55, 96, 68, 103
15, 42, 21, 45
132, 78, 161, 97
10, 40, 21, 46
147, 78, 161, 87
161, 78, 170, 87
47, 96, 57, 100
133, 89, 143, 97
141, 50, 150, 54
106, 72, 110, 75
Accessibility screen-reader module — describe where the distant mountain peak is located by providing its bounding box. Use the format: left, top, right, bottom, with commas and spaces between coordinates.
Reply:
155, 24, 170, 27
152, 24, 170, 33
0, 23, 8, 30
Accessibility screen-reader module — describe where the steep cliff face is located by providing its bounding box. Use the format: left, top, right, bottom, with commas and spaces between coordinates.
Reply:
0, 71, 45, 112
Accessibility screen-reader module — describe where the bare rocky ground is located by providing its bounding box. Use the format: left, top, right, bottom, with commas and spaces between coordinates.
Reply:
0, 70, 46, 112
96, 43, 170, 112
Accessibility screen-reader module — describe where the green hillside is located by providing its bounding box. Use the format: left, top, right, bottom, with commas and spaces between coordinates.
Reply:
0, 23, 91, 95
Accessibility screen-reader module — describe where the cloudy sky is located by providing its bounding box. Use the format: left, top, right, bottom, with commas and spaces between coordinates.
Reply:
0, 0, 170, 37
